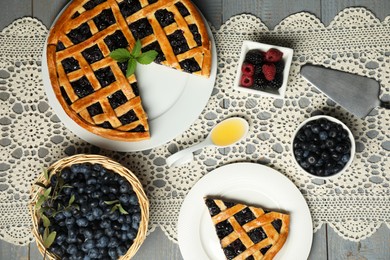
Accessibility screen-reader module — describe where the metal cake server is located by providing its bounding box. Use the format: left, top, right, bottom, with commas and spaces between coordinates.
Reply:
300, 64, 390, 118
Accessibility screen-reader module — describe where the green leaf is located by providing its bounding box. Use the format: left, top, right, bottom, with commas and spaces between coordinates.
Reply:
57, 177, 64, 188
43, 231, 57, 248
73, 204, 80, 210
131, 39, 142, 57
43, 187, 52, 199
35, 182, 47, 189
110, 205, 118, 214
117, 204, 129, 215
110, 48, 131, 62
136, 50, 158, 65
68, 195, 75, 206
35, 195, 45, 210
126, 58, 137, 77
43, 168, 49, 181
104, 200, 119, 205
41, 214, 50, 228
43, 227, 49, 241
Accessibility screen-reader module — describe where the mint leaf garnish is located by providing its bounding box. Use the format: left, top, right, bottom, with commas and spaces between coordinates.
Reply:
136, 50, 158, 65
110, 48, 131, 62
131, 39, 142, 57
110, 39, 157, 77
126, 58, 137, 77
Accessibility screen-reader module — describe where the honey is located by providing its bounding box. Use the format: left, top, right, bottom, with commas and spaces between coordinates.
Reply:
210, 118, 247, 147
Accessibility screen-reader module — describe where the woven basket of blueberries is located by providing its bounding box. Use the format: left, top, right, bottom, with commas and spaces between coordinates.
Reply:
292, 115, 355, 178
30, 154, 149, 259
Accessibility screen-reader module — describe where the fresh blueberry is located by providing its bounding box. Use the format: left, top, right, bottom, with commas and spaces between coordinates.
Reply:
104, 227, 115, 237
50, 245, 64, 256
88, 248, 99, 258
92, 207, 103, 218
129, 194, 138, 205
82, 239, 95, 252
307, 155, 317, 165
127, 228, 137, 240
119, 194, 130, 205
66, 244, 78, 255
54, 212, 65, 221
65, 217, 76, 226
117, 215, 126, 224
83, 228, 94, 239
92, 191, 103, 199
112, 221, 121, 230
97, 235, 109, 248
55, 233, 67, 245
331, 152, 341, 161
85, 185, 95, 194
117, 245, 127, 256
132, 213, 141, 225
300, 160, 310, 169
101, 185, 110, 194
319, 131, 328, 140
120, 183, 132, 193
100, 219, 111, 229
86, 211, 95, 222
94, 229, 104, 240
108, 237, 119, 248
109, 211, 120, 221
108, 248, 118, 259
86, 177, 97, 185
61, 167, 71, 180
341, 154, 350, 163
76, 217, 89, 227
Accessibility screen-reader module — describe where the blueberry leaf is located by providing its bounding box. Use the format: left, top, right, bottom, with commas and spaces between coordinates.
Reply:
110, 48, 131, 62
136, 50, 158, 64
43, 227, 49, 241
126, 58, 137, 77
68, 194, 75, 206
35, 182, 47, 189
35, 195, 45, 210
41, 214, 50, 228
105, 200, 119, 205
131, 39, 142, 57
117, 204, 129, 215
43, 231, 57, 248
43, 187, 52, 198
42, 168, 49, 181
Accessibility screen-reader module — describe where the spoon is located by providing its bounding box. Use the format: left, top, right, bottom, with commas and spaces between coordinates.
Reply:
166, 117, 249, 167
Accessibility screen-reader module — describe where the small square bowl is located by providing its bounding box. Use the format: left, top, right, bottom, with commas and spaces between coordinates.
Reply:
291, 115, 355, 179
233, 40, 293, 98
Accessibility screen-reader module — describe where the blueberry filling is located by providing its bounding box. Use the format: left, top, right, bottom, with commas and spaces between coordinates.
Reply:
71, 12, 80, 19
167, 30, 189, 55
179, 58, 201, 73
155, 9, 175, 27
83, 0, 107, 10
95, 67, 116, 87
205, 199, 221, 217
130, 82, 139, 96
60, 87, 72, 105
247, 227, 267, 243
234, 208, 256, 226
56, 41, 65, 51
108, 90, 127, 109
188, 24, 202, 46
147, 0, 158, 4
87, 102, 103, 117
141, 41, 165, 63
119, 110, 138, 125
67, 23, 92, 45
260, 244, 272, 255
104, 30, 128, 51
70, 76, 94, 98
175, 2, 190, 17
271, 219, 282, 233
61, 57, 80, 74
224, 201, 237, 208
246, 256, 255, 260
119, 0, 142, 18
129, 124, 145, 132
129, 18, 153, 39
215, 220, 233, 239
93, 9, 116, 31
98, 121, 113, 129
82, 44, 104, 64
223, 239, 246, 260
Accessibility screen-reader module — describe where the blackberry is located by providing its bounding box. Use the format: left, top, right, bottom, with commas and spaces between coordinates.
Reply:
268, 74, 283, 90
244, 50, 264, 65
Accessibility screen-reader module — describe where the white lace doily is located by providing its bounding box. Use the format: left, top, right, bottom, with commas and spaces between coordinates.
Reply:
0, 9, 389, 245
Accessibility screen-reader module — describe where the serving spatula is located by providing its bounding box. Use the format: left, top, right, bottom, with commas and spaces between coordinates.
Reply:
300, 64, 390, 118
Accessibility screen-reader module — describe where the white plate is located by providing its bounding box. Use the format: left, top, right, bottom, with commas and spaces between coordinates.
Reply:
42, 8, 217, 152
178, 162, 313, 260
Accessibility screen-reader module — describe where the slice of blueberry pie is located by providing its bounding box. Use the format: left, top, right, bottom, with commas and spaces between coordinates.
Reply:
47, 0, 211, 141
205, 198, 290, 260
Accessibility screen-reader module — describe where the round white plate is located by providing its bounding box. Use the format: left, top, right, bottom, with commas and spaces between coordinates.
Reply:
42, 8, 217, 152
178, 162, 313, 260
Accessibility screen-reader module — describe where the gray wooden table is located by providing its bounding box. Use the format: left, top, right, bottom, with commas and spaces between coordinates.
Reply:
0, 0, 389, 259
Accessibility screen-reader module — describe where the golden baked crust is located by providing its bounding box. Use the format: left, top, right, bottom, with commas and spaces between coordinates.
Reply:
47, 0, 211, 141
205, 198, 290, 260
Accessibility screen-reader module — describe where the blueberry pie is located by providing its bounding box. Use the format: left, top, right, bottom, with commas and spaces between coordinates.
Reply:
205, 198, 290, 260
47, 0, 211, 141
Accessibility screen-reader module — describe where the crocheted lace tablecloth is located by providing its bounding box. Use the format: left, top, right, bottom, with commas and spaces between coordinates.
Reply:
0, 8, 389, 245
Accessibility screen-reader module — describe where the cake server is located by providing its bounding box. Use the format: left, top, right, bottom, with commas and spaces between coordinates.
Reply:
300, 64, 390, 118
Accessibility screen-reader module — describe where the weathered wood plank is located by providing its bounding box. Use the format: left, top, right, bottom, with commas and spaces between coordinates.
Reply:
327, 224, 390, 260
29, 241, 44, 260
321, 0, 390, 26
222, 0, 321, 29
0, 240, 29, 260
308, 225, 328, 260
192, 0, 223, 28
0, 0, 32, 30
32, 0, 69, 29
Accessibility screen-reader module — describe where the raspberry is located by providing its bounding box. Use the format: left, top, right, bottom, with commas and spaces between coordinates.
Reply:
241, 62, 255, 76
240, 74, 254, 87
262, 63, 276, 81
265, 48, 283, 62
244, 50, 263, 65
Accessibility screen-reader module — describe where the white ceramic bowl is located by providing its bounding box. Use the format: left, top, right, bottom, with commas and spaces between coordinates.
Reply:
233, 40, 293, 99
291, 115, 355, 179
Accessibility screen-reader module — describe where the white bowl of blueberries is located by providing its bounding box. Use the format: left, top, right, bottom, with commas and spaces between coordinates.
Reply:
292, 115, 355, 179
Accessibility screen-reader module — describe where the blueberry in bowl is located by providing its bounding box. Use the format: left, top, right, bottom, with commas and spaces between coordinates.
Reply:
292, 115, 355, 178
30, 154, 149, 260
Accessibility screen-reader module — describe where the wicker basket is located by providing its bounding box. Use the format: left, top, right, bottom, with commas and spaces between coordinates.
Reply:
30, 154, 149, 260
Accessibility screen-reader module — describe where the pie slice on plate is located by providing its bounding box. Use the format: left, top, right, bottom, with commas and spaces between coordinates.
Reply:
205, 198, 290, 260
46, 0, 211, 141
